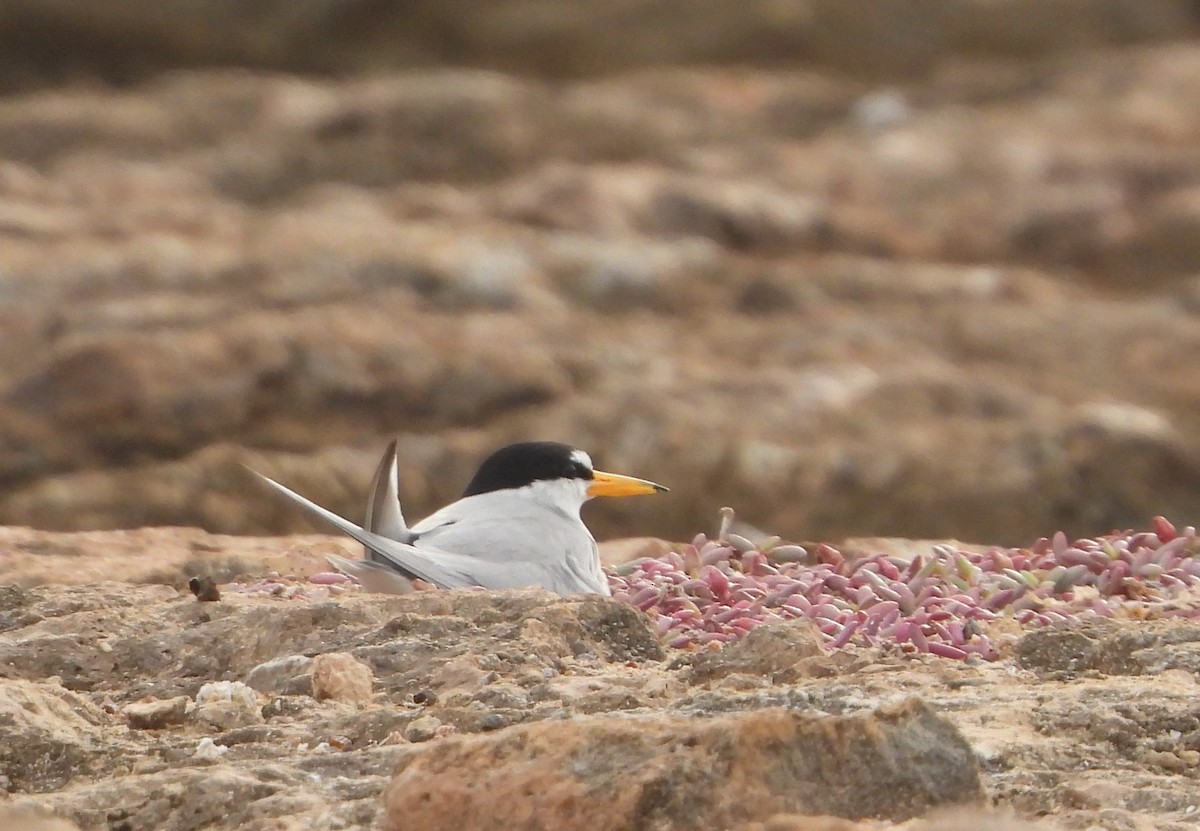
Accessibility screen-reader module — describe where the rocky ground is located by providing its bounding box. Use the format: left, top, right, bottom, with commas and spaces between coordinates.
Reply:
3, 527, 1200, 830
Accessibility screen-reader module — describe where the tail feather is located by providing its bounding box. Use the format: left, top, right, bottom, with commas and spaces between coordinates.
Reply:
326, 553, 417, 594
248, 467, 475, 589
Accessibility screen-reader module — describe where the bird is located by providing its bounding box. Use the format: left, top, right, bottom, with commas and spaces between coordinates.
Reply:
251, 440, 667, 596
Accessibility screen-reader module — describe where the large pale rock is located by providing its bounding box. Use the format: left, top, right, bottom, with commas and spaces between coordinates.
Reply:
310, 652, 374, 704
123, 696, 189, 730
382, 699, 983, 830
5, 767, 300, 831
244, 654, 315, 695
192, 681, 263, 730
683, 620, 825, 683
0, 679, 118, 793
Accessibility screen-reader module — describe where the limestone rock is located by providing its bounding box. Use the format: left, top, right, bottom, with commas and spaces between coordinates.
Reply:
1015, 628, 1102, 677
244, 655, 315, 696
192, 681, 263, 730
683, 620, 825, 684
403, 715, 443, 743
730, 817, 876, 831
0, 679, 117, 793
382, 699, 982, 829
123, 696, 190, 730
310, 652, 374, 704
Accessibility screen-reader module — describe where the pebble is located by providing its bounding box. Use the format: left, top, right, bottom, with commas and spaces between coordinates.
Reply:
193, 738, 228, 760
404, 715, 443, 743
310, 653, 374, 704
124, 696, 190, 730
192, 681, 263, 730
480, 713, 508, 731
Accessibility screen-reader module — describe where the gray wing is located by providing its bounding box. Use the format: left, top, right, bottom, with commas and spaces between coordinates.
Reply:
250, 470, 576, 591
413, 492, 609, 594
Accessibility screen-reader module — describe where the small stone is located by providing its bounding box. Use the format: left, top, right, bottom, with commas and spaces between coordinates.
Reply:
192, 681, 263, 730
575, 689, 642, 714
193, 737, 229, 761
404, 715, 443, 743
1142, 749, 1189, 771
188, 576, 221, 602
685, 620, 824, 684
244, 655, 314, 694
123, 696, 189, 730
1015, 629, 1099, 676
263, 696, 313, 719
310, 652, 374, 704
480, 713, 508, 731
413, 689, 438, 706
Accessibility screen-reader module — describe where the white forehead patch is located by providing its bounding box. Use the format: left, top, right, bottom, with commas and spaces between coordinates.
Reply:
570, 449, 593, 472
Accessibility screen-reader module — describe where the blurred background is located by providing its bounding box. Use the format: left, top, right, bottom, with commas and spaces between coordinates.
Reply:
1, 0, 1200, 546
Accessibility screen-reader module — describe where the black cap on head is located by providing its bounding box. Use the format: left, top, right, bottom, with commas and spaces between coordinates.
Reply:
462, 442, 593, 497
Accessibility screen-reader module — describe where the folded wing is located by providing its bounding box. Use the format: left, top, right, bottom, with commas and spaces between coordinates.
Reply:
250, 470, 570, 590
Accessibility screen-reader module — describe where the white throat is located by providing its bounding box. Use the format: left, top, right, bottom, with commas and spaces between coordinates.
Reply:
516, 477, 592, 518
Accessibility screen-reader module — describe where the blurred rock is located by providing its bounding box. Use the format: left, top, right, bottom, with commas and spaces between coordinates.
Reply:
245, 655, 315, 696
310, 652, 374, 704
1016, 629, 1102, 677
3, 37, 1200, 552
403, 715, 443, 743
0, 0, 1193, 91
382, 699, 982, 829
124, 696, 190, 730
641, 176, 828, 252
0, 808, 82, 831
729, 817, 871, 831
684, 620, 825, 684
546, 235, 723, 313
0, 679, 116, 793
192, 681, 263, 730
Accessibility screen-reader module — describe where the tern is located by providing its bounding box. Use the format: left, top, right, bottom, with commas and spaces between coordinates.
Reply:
251, 440, 667, 595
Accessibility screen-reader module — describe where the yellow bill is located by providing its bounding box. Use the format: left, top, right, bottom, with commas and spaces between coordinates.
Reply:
587, 470, 668, 498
